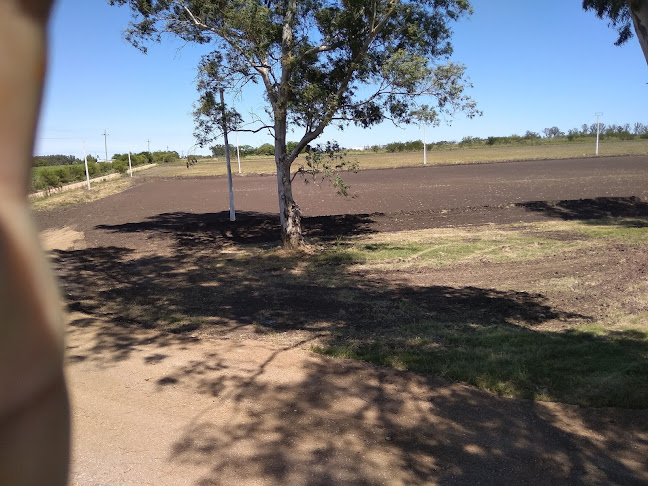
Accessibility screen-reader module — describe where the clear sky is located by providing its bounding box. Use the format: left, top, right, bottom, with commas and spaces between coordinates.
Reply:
35, 0, 648, 159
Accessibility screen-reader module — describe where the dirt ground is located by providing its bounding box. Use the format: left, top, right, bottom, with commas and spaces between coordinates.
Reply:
36, 156, 648, 485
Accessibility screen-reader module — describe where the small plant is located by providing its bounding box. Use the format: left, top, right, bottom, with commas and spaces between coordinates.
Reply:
294, 141, 359, 197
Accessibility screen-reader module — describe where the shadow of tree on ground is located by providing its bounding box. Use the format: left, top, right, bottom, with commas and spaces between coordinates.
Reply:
52, 208, 648, 408
55, 208, 648, 484
518, 196, 648, 225
159, 345, 648, 485
95, 210, 380, 248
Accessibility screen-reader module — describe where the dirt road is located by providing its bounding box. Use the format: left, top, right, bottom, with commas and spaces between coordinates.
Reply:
35, 156, 648, 485
66, 318, 647, 486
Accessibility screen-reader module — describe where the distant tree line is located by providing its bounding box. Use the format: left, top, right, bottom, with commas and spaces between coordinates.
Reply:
32, 154, 88, 167
207, 122, 648, 157
373, 121, 648, 153
112, 150, 179, 169
210, 142, 299, 158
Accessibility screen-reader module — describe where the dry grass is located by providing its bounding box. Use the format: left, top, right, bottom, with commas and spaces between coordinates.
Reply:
355, 140, 648, 168
145, 140, 648, 178
146, 157, 277, 178
30, 177, 135, 211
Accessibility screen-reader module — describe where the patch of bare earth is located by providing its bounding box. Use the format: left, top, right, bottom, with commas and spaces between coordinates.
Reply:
374, 243, 648, 332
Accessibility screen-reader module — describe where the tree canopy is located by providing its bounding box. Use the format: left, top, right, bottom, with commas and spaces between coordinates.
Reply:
110, 0, 479, 247
583, 0, 648, 66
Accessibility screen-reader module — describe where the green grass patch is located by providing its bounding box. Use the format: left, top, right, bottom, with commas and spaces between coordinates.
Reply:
314, 322, 648, 408
576, 218, 648, 242
318, 219, 648, 270
308, 219, 648, 408
322, 232, 583, 269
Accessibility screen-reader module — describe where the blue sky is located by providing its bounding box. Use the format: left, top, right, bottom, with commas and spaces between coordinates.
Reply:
35, 0, 647, 158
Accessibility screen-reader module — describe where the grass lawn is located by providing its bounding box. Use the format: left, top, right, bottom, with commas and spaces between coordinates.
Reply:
31, 178, 135, 211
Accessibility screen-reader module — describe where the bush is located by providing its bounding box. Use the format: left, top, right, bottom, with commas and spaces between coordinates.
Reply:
385, 140, 424, 152
113, 160, 128, 174
40, 167, 61, 189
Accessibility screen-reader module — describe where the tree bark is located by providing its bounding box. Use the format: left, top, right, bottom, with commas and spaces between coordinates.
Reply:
629, 0, 648, 67
274, 115, 304, 249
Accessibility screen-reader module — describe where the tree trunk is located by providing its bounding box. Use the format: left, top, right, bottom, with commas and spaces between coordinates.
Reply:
274, 122, 304, 249
629, 0, 648, 67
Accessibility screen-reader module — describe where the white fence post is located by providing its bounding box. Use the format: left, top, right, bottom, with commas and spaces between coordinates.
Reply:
83, 141, 91, 190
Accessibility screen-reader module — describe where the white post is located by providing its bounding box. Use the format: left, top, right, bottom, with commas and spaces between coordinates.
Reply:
236, 131, 241, 174
220, 88, 236, 222
595, 112, 603, 155
128, 151, 133, 177
103, 129, 109, 162
423, 125, 427, 165
83, 141, 90, 190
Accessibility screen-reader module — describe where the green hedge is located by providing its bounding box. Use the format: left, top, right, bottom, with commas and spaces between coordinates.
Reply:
31, 162, 118, 193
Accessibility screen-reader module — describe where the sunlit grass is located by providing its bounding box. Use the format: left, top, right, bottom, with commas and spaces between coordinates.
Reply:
309, 217, 648, 408
31, 177, 135, 211
145, 140, 648, 178
314, 321, 648, 408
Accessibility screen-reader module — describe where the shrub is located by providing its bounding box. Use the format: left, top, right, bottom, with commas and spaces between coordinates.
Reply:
113, 160, 128, 173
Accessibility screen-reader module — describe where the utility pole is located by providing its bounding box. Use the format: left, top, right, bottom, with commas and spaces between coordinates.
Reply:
236, 131, 241, 174
102, 129, 109, 162
220, 88, 236, 222
423, 125, 427, 165
595, 113, 603, 155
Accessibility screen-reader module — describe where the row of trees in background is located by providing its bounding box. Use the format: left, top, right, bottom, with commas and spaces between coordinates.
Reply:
544, 122, 648, 140
210, 142, 299, 158
32, 154, 92, 167
112, 150, 179, 168
207, 121, 648, 156
378, 121, 648, 153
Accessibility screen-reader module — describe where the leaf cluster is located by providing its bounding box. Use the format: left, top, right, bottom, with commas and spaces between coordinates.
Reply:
582, 0, 641, 46
294, 141, 359, 196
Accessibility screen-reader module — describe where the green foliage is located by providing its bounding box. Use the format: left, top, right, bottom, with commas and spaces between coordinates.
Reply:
210, 145, 226, 157
32, 154, 82, 167
150, 151, 179, 163
355, 120, 647, 153
459, 135, 483, 146
193, 86, 243, 150
385, 140, 424, 152
295, 141, 359, 196
31, 157, 124, 193
316, 325, 648, 408
113, 160, 128, 174
255, 143, 275, 156
582, 0, 637, 46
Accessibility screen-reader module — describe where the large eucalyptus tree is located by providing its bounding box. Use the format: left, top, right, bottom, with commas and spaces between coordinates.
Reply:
110, 0, 479, 248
